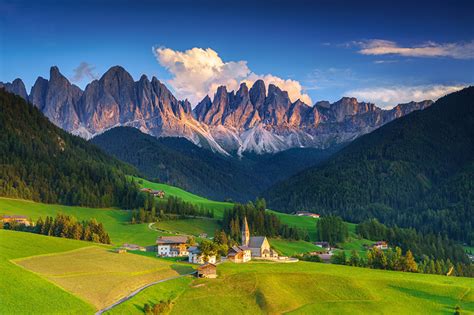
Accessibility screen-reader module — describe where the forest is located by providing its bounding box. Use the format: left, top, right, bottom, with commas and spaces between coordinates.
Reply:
266, 87, 474, 245
0, 89, 142, 209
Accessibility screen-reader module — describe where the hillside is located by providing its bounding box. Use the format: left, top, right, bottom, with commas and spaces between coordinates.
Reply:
92, 127, 338, 201
106, 260, 474, 315
0, 89, 140, 208
265, 87, 474, 244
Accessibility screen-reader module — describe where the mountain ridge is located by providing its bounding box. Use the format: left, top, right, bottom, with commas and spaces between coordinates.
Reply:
1, 65, 432, 155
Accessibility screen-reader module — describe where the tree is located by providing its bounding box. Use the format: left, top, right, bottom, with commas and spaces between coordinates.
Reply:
348, 250, 361, 267
404, 250, 418, 272
143, 303, 151, 314
331, 251, 347, 265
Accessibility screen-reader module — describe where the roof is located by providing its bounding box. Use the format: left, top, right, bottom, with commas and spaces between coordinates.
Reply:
248, 236, 267, 249
188, 246, 200, 254
156, 236, 188, 244
123, 243, 143, 249
2, 215, 28, 219
197, 263, 216, 271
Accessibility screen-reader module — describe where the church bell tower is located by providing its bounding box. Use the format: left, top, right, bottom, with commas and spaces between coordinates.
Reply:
241, 216, 250, 246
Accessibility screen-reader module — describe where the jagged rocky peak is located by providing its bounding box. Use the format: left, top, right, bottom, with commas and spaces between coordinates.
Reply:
0, 78, 28, 100
249, 79, 266, 108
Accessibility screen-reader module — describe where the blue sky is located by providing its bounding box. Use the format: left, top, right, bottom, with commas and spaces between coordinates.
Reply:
1, 0, 473, 107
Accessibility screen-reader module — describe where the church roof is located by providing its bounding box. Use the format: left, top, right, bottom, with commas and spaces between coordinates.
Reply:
248, 236, 267, 248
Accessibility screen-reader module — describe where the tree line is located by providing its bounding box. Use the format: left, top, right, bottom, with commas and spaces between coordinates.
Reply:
316, 216, 348, 245
131, 194, 214, 224
356, 218, 469, 264
2, 213, 111, 244
222, 199, 305, 241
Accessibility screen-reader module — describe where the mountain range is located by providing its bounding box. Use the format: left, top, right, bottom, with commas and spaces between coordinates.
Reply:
265, 86, 474, 243
1, 66, 432, 155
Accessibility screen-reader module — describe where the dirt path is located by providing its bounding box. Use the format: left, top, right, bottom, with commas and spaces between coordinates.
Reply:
95, 271, 196, 314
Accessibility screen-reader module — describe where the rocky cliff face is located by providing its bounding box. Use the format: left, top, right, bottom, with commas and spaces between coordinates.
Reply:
3, 66, 432, 155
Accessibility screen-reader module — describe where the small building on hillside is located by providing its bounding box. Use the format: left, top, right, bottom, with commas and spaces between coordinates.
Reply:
373, 241, 388, 250
140, 188, 152, 193
314, 241, 331, 250
188, 246, 217, 264
156, 236, 189, 257
115, 248, 127, 254
122, 243, 146, 251
227, 245, 252, 263
294, 211, 320, 218
151, 190, 165, 198
197, 263, 217, 278
1, 215, 31, 226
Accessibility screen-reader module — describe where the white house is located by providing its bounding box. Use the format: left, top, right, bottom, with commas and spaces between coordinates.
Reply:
156, 236, 189, 257
188, 246, 217, 264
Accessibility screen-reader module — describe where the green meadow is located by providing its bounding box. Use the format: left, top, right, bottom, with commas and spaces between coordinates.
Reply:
269, 239, 322, 256
106, 260, 474, 315
0, 229, 96, 314
134, 177, 233, 218
0, 197, 164, 246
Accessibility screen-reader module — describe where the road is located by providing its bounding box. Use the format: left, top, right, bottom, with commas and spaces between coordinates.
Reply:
95, 271, 196, 314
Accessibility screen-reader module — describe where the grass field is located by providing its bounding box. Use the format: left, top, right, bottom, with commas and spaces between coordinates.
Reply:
15, 246, 194, 310
134, 177, 233, 218
152, 218, 220, 237
269, 239, 323, 256
0, 230, 96, 314
107, 261, 474, 314
0, 197, 166, 246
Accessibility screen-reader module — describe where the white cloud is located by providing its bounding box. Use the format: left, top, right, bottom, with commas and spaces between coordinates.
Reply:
345, 85, 468, 108
70, 62, 97, 82
357, 39, 474, 59
153, 47, 312, 106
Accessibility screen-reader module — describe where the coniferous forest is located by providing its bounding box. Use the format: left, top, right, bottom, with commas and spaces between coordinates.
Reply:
266, 87, 474, 245
0, 90, 142, 208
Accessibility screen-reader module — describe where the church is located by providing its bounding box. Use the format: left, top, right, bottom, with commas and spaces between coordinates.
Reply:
242, 217, 277, 258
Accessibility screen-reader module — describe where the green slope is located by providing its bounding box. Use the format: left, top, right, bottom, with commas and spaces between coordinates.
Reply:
0, 197, 165, 246
107, 261, 474, 315
0, 230, 96, 314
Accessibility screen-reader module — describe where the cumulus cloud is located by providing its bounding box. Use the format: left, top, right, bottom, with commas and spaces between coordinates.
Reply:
345, 85, 468, 108
71, 62, 98, 82
357, 39, 474, 59
153, 47, 312, 106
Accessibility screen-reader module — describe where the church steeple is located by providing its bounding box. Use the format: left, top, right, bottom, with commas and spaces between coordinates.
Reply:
241, 216, 250, 246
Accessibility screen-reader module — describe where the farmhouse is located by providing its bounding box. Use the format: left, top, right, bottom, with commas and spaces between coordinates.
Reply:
115, 248, 127, 254
294, 211, 320, 218
197, 263, 217, 278
140, 188, 165, 198
156, 236, 189, 257
188, 246, 217, 264
373, 241, 388, 250
1, 215, 31, 226
122, 243, 146, 251
240, 217, 277, 258
227, 245, 251, 263
314, 241, 331, 250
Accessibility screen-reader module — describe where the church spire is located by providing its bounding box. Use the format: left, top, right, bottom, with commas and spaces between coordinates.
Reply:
241, 216, 250, 246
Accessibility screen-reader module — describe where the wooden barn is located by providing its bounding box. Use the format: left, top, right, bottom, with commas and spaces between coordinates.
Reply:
197, 263, 217, 278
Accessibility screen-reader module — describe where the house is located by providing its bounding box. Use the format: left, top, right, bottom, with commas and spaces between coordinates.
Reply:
1, 215, 31, 226
156, 236, 189, 257
115, 248, 127, 254
227, 245, 252, 263
197, 263, 217, 278
140, 188, 152, 193
314, 241, 331, 250
188, 246, 217, 264
373, 241, 388, 250
122, 243, 146, 251
151, 190, 165, 198
241, 217, 277, 258
198, 233, 208, 238
294, 211, 320, 218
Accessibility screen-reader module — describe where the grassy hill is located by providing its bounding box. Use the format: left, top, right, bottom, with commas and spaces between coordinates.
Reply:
106, 260, 474, 314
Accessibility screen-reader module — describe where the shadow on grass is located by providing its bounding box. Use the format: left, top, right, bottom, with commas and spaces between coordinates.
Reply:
171, 263, 195, 275
388, 284, 461, 313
